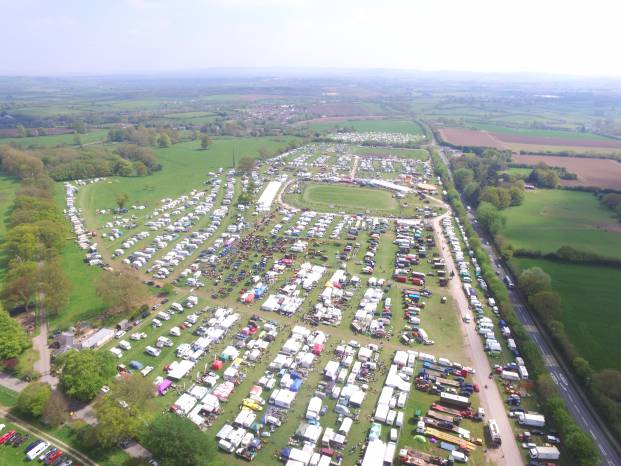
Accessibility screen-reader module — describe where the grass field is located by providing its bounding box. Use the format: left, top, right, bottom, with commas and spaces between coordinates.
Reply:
310, 119, 423, 134
0, 130, 108, 147
500, 167, 532, 177
0, 386, 18, 407
300, 183, 399, 213
468, 123, 612, 141
78, 136, 298, 217
512, 257, 621, 371
500, 189, 621, 259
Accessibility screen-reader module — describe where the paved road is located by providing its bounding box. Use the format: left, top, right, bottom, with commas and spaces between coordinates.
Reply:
0, 373, 28, 392
32, 305, 59, 388
436, 145, 621, 466
434, 213, 524, 466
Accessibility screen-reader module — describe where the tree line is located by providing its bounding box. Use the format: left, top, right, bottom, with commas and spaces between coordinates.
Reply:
0, 144, 160, 182
431, 149, 600, 465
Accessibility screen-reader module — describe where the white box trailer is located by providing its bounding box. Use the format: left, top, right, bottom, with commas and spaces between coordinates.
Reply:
26, 441, 49, 461
529, 445, 560, 461
518, 413, 545, 427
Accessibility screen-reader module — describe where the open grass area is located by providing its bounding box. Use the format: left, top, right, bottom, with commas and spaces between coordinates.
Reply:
310, 119, 423, 134
52, 241, 107, 331
299, 183, 399, 214
500, 189, 621, 259
500, 167, 531, 178
79, 136, 298, 218
468, 123, 613, 141
0, 130, 108, 147
0, 386, 18, 407
512, 257, 621, 371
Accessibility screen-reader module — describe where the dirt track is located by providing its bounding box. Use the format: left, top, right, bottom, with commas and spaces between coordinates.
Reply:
433, 212, 524, 466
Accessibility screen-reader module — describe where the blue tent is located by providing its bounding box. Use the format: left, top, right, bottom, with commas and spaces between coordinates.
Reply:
290, 379, 302, 392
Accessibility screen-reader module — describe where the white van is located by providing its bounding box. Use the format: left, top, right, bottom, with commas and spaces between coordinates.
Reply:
26, 441, 49, 461
118, 340, 132, 351
145, 346, 161, 357
109, 347, 123, 359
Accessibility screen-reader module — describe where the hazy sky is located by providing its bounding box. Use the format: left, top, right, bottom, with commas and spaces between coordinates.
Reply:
1, 0, 619, 76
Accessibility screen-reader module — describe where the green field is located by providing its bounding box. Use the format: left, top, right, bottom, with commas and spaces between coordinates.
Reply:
78, 136, 298, 216
300, 183, 398, 213
310, 119, 423, 134
513, 257, 621, 371
0, 130, 108, 147
500, 167, 531, 177
468, 122, 612, 141
500, 189, 621, 259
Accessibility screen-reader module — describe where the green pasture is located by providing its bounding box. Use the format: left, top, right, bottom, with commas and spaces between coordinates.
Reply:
468, 123, 612, 141
310, 119, 423, 134
297, 183, 398, 214
500, 189, 621, 259
512, 257, 621, 371
78, 136, 298, 215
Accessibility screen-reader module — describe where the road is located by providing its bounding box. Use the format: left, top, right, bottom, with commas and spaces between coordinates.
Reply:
434, 212, 524, 466
436, 146, 621, 466
32, 301, 59, 387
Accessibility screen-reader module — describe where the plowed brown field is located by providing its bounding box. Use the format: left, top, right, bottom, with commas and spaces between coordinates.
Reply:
512, 154, 621, 189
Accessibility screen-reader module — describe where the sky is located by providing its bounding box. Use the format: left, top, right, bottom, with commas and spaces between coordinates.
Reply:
0, 0, 619, 77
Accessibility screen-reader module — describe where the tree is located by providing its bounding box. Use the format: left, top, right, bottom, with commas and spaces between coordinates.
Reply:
518, 267, 552, 297
16, 124, 27, 138
17, 382, 52, 417
142, 414, 216, 466
58, 349, 116, 401
529, 290, 562, 321
73, 134, 83, 147
38, 260, 71, 316
200, 134, 211, 150
454, 168, 474, 190
115, 193, 129, 210
593, 369, 621, 402
115, 159, 134, 177
475, 201, 505, 235
1, 262, 39, 313
93, 376, 154, 450
0, 306, 30, 360
158, 133, 171, 148
133, 161, 148, 176
42, 390, 70, 427
237, 156, 256, 174
95, 269, 149, 316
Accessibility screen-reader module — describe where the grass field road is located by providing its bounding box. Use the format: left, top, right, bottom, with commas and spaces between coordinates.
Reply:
0, 406, 98, 466
434, 212, 524, 466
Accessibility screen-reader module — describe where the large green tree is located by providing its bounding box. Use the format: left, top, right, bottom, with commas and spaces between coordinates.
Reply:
93, 376, 154, 448
95, 269, 149, 317
17, 382, 52, 417
0, 306, 30, 359
142, 414, 215, 466
518, 267, 552, 297
58, 350, 116, 401
475, 201, 505, 235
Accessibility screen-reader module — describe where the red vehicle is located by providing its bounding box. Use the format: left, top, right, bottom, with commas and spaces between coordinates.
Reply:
46, 449, 63, 464
0, 430, 16, 445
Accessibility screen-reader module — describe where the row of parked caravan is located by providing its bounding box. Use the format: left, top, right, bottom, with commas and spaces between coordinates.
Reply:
117, 176, 223, 269
64, 178, 106, 266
